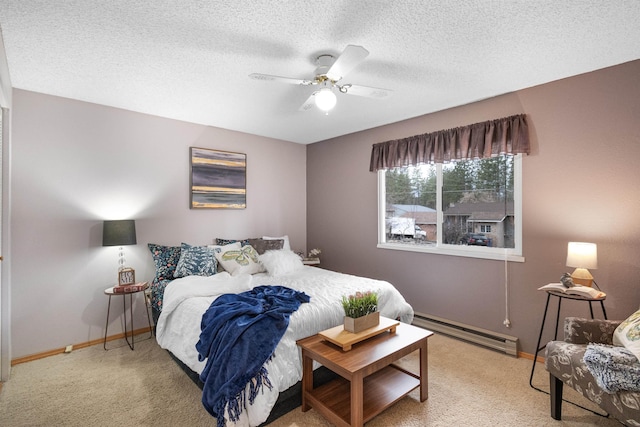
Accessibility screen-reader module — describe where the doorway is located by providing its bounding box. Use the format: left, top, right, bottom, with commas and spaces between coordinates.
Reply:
0, 106, 9, 382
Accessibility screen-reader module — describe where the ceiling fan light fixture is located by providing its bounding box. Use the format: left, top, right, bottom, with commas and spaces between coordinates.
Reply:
315, 88, 337, 112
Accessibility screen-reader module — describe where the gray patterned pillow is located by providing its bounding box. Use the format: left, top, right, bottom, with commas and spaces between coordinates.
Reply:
173, 243, 218, 278
215, 238, 251, 246
248, 238, 284, 254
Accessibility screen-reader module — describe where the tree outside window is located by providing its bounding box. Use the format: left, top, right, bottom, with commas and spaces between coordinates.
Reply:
381, 154, 520, 256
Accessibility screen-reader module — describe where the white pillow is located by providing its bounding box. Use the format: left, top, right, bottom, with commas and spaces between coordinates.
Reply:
207, 241, 242, 272
613, 309, 640, 362
259, 250, 304, 276
214, 244, 264, 276
263, 235, 291, 251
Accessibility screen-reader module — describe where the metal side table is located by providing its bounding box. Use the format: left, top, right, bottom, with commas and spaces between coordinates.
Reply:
104, 282, 153, 350
529, 289, 607, 392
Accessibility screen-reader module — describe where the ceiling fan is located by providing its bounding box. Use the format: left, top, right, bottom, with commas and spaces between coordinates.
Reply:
249, 45, 392, 113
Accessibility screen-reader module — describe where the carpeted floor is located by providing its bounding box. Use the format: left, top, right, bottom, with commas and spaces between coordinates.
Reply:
0, 333, 622, 426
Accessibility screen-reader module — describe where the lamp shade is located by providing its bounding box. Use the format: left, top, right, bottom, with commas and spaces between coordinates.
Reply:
102, 220, 137, 247
315, 88, 337, 112
566, 242, 598, 269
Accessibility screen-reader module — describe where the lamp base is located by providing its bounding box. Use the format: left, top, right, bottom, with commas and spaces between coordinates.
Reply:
571, 268, 593, 287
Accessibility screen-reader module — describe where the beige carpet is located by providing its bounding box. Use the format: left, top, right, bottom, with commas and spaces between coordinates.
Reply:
0, 333, 622, 427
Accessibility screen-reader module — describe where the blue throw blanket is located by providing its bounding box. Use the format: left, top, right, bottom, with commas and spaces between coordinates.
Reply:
195, 285, 310, 427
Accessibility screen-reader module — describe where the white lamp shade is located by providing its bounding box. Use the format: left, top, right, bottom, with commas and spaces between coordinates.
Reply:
315, 88, 337, 111
566, 242, 598, 269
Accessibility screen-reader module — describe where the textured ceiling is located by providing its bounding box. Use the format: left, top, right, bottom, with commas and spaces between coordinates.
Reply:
1, 1, 639, 144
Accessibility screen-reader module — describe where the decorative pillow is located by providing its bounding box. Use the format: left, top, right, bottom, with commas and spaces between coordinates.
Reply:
263, 235, 291, 251
215, 244, 264, 276
259, 249, 304, 276
147, 244, 182, 281
150, 278, 172, 314
215, 238, 251, 247
613, 309, 640, 362
206, 241, 242, 272
248, 237, 284, 255
174, 243, 219, 278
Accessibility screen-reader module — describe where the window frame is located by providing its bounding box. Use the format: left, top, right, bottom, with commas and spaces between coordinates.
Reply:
377, 154, 524, 262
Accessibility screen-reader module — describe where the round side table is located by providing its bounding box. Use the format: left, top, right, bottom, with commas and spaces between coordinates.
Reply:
529, 289, 607, 391
104, 282, 153, 350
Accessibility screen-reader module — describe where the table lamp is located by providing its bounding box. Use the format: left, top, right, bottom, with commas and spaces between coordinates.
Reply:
102, 219, 137, 272
566, 242, 597, 287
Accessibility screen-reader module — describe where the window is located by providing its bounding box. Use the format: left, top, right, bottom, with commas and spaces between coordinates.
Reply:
378, 154, 523, 261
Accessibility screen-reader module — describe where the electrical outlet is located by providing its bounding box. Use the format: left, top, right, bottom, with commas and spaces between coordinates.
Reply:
64, 345, 73, 353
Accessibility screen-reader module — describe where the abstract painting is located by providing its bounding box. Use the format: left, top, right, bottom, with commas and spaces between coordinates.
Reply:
190, 147, 246, 209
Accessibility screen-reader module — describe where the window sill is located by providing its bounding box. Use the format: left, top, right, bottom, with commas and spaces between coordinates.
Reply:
377, 242, 525, 263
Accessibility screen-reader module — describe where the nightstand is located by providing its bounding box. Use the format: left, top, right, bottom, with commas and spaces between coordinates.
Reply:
104, 282, 153, 350
529, 289, 607, 393
303, 257, 320, 266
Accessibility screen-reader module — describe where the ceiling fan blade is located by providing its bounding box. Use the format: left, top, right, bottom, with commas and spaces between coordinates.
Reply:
249, 73, 313, 85
325, 45, 369, 82
299, 92, 316, 111
341, 84, 393, 99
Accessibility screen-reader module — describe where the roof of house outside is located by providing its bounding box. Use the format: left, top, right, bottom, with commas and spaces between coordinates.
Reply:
467, 212, 509, 222
391, 204, 436, 214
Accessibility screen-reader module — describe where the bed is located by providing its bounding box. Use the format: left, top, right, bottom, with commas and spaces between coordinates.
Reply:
148, 239, 414, 426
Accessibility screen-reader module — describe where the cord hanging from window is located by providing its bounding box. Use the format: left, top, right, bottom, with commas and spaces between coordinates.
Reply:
503, 252, 511, 328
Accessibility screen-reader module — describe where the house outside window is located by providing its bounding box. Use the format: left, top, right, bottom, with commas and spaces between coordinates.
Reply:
378, 154, 523, 261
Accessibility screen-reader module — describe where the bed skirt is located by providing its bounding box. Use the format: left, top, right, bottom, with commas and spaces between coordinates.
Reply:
156, 307, 337, 425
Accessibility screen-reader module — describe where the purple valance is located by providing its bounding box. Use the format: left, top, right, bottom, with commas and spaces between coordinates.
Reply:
369, 114, 530, 171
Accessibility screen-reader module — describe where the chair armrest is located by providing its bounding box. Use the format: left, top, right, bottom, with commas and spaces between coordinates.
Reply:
563, 317, 621, 345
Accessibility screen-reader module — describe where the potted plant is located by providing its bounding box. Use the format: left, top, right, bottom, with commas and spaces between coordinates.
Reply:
307, 248, 321, 259
341, 291, 379, 333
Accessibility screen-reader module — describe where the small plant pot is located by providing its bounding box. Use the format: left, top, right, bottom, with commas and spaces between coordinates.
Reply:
343, 311, 380, 333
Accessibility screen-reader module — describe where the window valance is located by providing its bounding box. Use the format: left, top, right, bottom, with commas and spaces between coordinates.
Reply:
369, 114, 530, 171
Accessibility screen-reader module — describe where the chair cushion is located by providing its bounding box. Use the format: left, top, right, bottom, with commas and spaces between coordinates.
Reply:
546, 340, 640, 424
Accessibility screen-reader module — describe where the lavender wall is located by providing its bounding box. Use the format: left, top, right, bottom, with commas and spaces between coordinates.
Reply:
307, 60, 640, 355
10, 90, 306, 358
9, 60, 640, 359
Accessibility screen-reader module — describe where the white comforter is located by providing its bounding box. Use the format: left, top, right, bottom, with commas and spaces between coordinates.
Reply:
156, 267, 414, 426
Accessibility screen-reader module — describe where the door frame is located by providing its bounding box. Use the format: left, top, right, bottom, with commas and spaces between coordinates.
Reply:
0, 29, 13, 382
0, 107, 9, 382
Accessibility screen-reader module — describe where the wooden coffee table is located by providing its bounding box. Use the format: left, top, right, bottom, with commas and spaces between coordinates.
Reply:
296, 320, 433, 427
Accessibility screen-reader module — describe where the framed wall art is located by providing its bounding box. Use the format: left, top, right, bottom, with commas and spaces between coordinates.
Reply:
190, 147, 247, 209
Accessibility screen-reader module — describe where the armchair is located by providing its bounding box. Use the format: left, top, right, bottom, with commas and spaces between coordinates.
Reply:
545, 317, 640, 426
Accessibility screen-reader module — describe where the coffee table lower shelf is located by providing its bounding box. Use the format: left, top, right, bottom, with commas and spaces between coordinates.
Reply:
305, 365, 420, 426
298, 320, 433, 427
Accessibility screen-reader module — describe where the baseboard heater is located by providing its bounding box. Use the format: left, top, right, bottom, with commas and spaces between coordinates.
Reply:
412, 312, 519, 357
